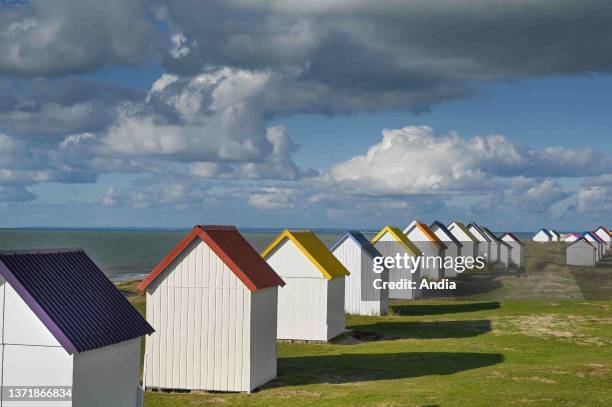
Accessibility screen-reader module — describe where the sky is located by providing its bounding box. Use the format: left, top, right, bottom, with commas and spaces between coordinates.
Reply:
0, 0, 611, 231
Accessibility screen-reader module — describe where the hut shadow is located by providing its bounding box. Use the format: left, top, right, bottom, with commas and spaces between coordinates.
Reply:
347, 319, 492, 340
273, 352, 503, 386
570, 268, 612, 301
391, 301, 500, 316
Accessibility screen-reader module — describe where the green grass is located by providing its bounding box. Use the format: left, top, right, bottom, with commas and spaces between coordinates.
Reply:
116, 243, 612, 406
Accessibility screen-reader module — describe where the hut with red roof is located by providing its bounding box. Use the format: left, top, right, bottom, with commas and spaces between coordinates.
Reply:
138, 225, 285, 393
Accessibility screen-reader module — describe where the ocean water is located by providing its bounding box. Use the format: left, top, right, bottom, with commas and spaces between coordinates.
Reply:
0, 228, 533, 280
0, 229, 343, 280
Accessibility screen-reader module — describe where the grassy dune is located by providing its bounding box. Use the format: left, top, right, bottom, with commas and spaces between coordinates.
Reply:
117, 243, 612, 406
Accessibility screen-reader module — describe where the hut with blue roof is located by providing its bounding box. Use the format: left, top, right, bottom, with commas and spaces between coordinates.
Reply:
533, 228, 553, 242
331, 231, 389, 316
0, 249, 153, 407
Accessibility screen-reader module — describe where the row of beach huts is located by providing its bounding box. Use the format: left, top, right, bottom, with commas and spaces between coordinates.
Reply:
0, 220, 522, 405
532, 226, 611, 266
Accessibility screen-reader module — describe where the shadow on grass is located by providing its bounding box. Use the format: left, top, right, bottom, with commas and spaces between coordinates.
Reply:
570, 268, 612, 301
391, 301, 500, 316
274, 352, 503, 386
348, 319, 492, 339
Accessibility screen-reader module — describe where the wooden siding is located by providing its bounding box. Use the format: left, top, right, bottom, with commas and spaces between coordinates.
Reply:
145, 239, 259, 392
332, 238, 388, 316
373, 232, 421, 300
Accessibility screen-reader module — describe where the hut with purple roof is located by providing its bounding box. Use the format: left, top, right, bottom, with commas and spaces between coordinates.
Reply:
0, 249, 153, 407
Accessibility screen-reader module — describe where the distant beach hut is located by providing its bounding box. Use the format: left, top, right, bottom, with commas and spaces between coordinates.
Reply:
330, 231, 388, 316
594, 226, 611, 253
532, 228, 553, 242
430, 221, 463, 277
0, 249, 153, 407
262, 230, 349, 342
403, 220, 447, 280
566, 238, 597, 266
371, 226, 423, 300
447, 221, 479, 259
581, 231, 603, 261
468, 222, 493, 261
562, 233, 580, 243
500, 233, 524, 267
550, 230, 561, 241
480, 226, 502, 263
139, 225, 285, 393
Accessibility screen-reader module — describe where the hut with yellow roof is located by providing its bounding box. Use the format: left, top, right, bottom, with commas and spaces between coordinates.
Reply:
262, 230, 350, 342
371, 226, 423, 300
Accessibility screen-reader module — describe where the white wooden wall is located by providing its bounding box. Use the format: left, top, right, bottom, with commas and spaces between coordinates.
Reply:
468, 227, 491, 260
332, 238, 388, 316
249, 287, 278, 390
0, 277, 73, 407
498, 244, 511, 266
447, 224, 478, 258
373, 232, 421, 300
73, 338, 141, 407
533, 231, 551, 242
326, 277, 346, 340
501, 237, 523, 267
567, 244, 596, 266
145, 239, 256, 392
266, 239, 331, 341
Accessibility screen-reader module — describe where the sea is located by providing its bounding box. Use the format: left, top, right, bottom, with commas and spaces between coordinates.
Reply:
0, 228, 533, 281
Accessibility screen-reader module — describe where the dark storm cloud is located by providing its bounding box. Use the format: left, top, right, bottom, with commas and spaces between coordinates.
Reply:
0, 0, 155, 77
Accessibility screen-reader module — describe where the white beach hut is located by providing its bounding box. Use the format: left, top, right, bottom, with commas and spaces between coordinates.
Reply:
562, 233, 580, 243
403, 220, 447, 280
262, 230, 349, 342
468, 222, 493, 261
581, 231, 603, 261
447, 221, 479, 259
566, 238, 597, 266
139, 225, 285, 393
594, 226, 611, 253
430, 221, 463, 277
371, 226, 423, 300
500, 233, 524, 267
550, 230, 562, 241
480, 226, 502, 263
330, 231, 388, 316
533, 229, 553, 242
0, 249, 153, 407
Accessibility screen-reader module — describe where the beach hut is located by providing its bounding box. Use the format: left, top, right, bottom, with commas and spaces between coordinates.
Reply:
430, 221, 463, 277
403, 220, 447, 280
581, 231, 603, 261
330, 231, 388, 316
500, 233, 524, 267
0, 249, 153, 407
480, 226, 502, 263
594, 226, 611, 253
562, 233, 580, 243
468, 222, 492, 261
262, 230, 349, 342
550, 230, 561, 241
566, 238, 597, 266
371, 226, 423, 300
447, 221, 479, 259
532, 229, 553, 242
139, 225, 285, 393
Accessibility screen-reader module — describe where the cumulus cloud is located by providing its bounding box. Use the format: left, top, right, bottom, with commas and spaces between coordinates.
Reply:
323, 126, 610, 197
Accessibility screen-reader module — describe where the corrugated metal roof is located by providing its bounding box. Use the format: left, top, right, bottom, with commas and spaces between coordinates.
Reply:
261, 230, 350, 280
139, 225, 285, 291
430, 221, 463, 247
0, 249, 153, 354
370, 226, 423, 257
329, 231, 382, 260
